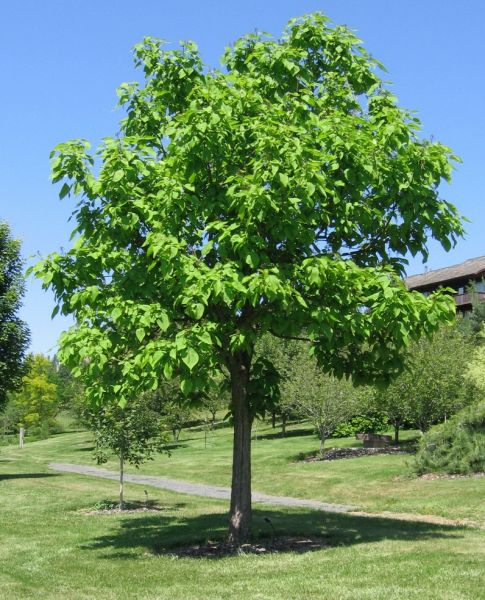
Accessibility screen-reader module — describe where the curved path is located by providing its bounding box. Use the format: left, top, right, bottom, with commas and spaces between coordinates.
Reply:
48, 462, 481, 528
49, 462, 354, 513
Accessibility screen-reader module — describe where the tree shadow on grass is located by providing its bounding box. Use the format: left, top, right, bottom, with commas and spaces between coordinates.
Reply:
0, 473, 59, 481
255, 427, 315, 441
82, 506, 464, 560
164, 442, 189, 451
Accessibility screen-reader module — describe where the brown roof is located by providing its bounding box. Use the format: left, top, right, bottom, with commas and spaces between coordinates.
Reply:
405, 255, 485, 290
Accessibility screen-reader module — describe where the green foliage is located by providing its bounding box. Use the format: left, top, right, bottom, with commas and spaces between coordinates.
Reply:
10, 354, 58, 432
146, 377, 197, 441
457, 281, 485, 336
0, 222, 30, 411
161, 400, 192, 442
201, 376, 229, 424
92, 499, 119, 511
274, 338, 366, 451
413, 401, 485, 475
87, 393, 168, 468
54, 359, 84, 410
465, 332, 485, 394
258, 334, 378, 443
333, 412, 388, 438
35, 13, 463, 408
1, 400, 23, 435
375, 324, 475, 436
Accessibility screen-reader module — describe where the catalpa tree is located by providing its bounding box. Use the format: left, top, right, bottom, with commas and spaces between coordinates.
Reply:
35, 14, 463, 543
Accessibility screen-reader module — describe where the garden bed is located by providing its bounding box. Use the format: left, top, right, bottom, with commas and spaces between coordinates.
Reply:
300, 446, 412, 462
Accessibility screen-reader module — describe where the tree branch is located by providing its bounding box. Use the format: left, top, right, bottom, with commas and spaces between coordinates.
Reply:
269, 329, 313, 343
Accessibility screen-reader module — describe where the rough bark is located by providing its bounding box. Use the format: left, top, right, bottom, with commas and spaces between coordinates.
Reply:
228, 350, 252, 545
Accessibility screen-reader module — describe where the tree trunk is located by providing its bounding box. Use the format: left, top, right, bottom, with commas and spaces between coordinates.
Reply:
281, 413, 287, 437
318, 426, 326, 456
119, 451, 124, 510
228, 350, 252, 545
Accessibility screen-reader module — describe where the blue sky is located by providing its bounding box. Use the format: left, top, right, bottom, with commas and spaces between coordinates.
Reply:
1, 0, 484, 355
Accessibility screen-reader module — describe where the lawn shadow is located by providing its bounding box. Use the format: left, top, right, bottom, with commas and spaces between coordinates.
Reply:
255, 427, 315, 441
82, 506, 464, 560
164, 442, 189, 451
0, 473, 59, 481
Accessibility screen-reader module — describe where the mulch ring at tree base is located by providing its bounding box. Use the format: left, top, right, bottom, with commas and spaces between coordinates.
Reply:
78, 500, 166, 515
300, 447, 412, 462
155, 537, 329, 558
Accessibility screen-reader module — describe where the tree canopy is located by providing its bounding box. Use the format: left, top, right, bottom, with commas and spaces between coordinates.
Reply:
0, 222, 30, 411
35, 13, 463, 543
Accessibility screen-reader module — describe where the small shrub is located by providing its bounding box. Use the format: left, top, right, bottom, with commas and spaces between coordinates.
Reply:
333, 413, 388, 438
93, 499, 119, 511
413, 401, 485, 475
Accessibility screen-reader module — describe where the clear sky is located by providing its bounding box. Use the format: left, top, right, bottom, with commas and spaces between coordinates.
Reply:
1, 0, 484, 355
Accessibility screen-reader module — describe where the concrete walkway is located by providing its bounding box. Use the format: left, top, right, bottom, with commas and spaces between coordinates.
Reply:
48, 462, 355, 513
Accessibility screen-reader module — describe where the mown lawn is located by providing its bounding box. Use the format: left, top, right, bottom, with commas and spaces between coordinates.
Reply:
18, 418, 485, 523
1, 433, 485, 600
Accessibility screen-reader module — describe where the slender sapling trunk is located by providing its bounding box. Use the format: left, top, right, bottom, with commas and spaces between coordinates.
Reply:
318, 425, 326, 457
119, 450, 124, 510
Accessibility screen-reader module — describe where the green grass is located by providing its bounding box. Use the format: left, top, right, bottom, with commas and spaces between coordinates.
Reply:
22, 419, 485, 522
1, 424, 484, 599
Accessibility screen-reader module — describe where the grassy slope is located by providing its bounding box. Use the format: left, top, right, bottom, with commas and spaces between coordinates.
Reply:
26, 420, 485, 522
1, 436, 485, 600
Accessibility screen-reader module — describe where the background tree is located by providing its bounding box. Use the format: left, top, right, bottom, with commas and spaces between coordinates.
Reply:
147, 378, 195, 441
36, 14, 463, 543
279, 341, 361, 453
161, 400, 192, 442
377, 324, 475, 440
458, 282, 485, 337
374, 377, 411, 445
86, 394, 168, 509
11, 354, 58, 435
201, 376, 229, 427
256, 334, 297, 436
465, 327, 485, 394
52, 357, 84, 411
0, 222, 30, 412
